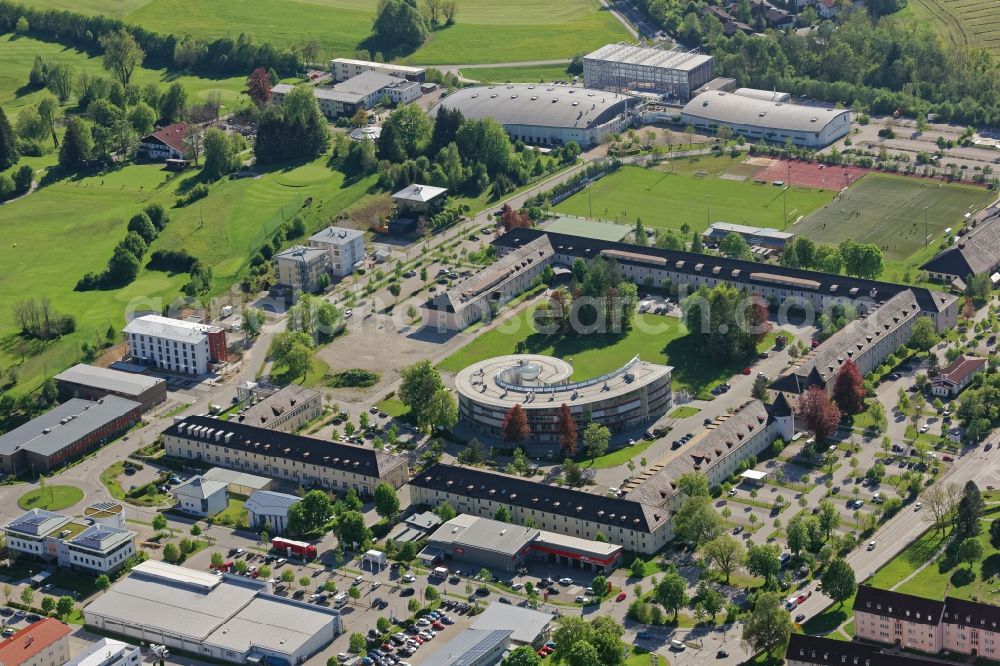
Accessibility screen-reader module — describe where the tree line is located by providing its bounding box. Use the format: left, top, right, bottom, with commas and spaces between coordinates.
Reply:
76, 203, 169, 291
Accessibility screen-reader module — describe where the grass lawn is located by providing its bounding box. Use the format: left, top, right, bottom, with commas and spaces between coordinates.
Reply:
213, 499, 249, 529
439, 309, 789, 398
553, 158, 835, 233
801, 594, 855, 636
901, 0, 1000, 53
31, 0, 629, 65
270, 353, 335, 389
17, 485, 84, 511
459, 64, 572, 83
0, 33, 247, 117
793, 174, 992, 261
587, 438, 656, 469
0, 152, 376, 397
100, 462, 128, 500
669, 406, 701, 419
893, 526, 1000, 603
376, 398, 411, 419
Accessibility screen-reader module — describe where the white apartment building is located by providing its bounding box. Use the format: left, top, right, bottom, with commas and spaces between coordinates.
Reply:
275, 245, 330, 293
330, 58, 426, 83
309, 226, 366, 276
65, 638, 142, 666
123, 315, 228, 375
4, 509, 136, 575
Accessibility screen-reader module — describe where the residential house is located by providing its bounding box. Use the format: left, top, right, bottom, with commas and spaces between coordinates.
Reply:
274, 245, 330, 294
139, 122, 192, 161
932, 355, 987, 397
171, 476, 228, 517
0, 619, 71, 666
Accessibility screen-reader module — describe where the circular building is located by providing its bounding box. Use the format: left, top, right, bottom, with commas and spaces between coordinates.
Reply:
83, 501, 126, 529
454, 354, 673, 451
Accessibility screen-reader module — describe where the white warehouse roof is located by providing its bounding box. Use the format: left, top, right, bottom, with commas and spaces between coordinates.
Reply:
682, 91, 849, 133
584, 43, 714, 72
431, 84, 636, 130
123, 315, 222, 343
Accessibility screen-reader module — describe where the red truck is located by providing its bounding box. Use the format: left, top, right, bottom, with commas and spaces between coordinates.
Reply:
272, 537, 317, 560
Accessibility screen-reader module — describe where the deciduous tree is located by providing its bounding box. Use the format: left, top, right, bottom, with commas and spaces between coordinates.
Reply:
501, 404, 530, 446
832, 359, 866, 415
99, 30, 144, 88
742, 591, 792, 657
821, 557, 856, 605
557, 404, 578, 456
797, 385, 841, 441
702, 534, 745, 583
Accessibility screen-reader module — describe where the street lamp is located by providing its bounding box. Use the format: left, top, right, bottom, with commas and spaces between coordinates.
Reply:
923, 206, 930, 248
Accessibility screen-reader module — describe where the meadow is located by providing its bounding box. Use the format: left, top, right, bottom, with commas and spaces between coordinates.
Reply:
554, 157, 835, 233
0, 34, 248, 117
459, 64, 574, 84
904, 0, 1000, 52
438, 309, 788, 398
0, 154, 377, 396
792, 174, 992, 261
28, 0, 629, 65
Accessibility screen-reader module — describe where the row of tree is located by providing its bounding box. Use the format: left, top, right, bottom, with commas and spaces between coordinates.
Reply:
76, 203, 169, 291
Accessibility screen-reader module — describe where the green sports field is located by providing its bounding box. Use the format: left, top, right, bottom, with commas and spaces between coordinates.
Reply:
792, 173, 992, 261
28, 0, 629, 65
553, 157, 836, 233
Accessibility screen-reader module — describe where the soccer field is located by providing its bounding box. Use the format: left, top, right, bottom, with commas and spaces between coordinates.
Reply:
793, 174, 992, 261
553, 158, 835, 233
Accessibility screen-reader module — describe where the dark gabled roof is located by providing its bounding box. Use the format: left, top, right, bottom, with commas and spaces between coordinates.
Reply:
853, 585, 943, 626
495, 228, 954, 315
944, 595, 1000, 630
770, 391, 793, 417
936, 354, 987, 386
411, 463, 665, 533
786, 634, 951, 666
920, 210, 1000, 277
141, 122, 191, 155
165, 415, 407, 480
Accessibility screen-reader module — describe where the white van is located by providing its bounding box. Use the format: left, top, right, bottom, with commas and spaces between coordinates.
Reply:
333, 593, 349, 608
669, 640, 686, 651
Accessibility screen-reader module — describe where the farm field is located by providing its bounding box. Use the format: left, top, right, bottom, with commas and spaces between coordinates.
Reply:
553, 157, 835, 233
438, 309, 787, 398
0, 155, 376, 397
0, 34, 249, 117
792, 173, 992, 261
28, 0, 628, 65
459, 64, 573, 84
904, 0, 1000, 52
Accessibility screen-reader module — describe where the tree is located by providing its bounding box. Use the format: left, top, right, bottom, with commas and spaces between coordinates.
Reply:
399, 360, 444, 426
832, 359, 866, 415
746, 543, 781, 588
436, 502, 456, 522
247, 67, 272, 108
501, 404, 530, 446
821, 557, 856, 605
152, 513, 168, 531
96, 573, 110, 592
956, 481, 984, 538
797, 385, 842, 441
59, 117, 92, 171
582, 422, 610, 460
752, 374, 769, 401
100, 30, 145, 88
675, 496, 723, 547
336, 510, 372, 548
424, 388, 458, 432
20, 586, 34, 607
909, 316, 940, 351
203, 127, 240, 181
817, 499, 841, 540
127, 101, 157, 135
0, 108, 18, 171
349, 633, 367, 654
630, 558, 646, 578
41, 596, 55, 614
495, 505, 512, 523
56, 595, 74, 618
720, 232, 753, 261
281, 569, 295, 585
162, 542, 180, 563
382, 103, 433, 159
958, 537, 984, 571
127, 212, 157, 244
742, 592, 792, 657
502, 645, 542, 666
373, 482, 400, 520
990, 519, 1000, 549
702, 534, 745, 583
372, 0, 429, 50
556, 404, 578, 456
655, 572, 688, 620
566, 641, 601, 666
924, 483, 961, 534
633, 217, 647, 246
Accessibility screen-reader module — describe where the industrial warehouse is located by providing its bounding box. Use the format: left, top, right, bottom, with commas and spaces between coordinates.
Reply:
420, 514, 624, 573
430, 84, 638, 147
582, 43, 716, 101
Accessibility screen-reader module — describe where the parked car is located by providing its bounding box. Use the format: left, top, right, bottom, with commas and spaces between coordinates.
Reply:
558, 577, 574, 585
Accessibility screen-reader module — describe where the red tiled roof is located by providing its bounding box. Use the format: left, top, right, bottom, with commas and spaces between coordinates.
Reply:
938, 355, 987, 385
0, 618, 71, 666
142, 122, 192, 154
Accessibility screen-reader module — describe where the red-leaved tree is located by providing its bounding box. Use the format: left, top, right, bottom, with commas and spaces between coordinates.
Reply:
247, 67, 272, 108
556, 403, 578, 456
796, 385, 842, 441
499, 204, 531, 231
832, 359, 866, 415
501, 404, 530, 445
746, 293, 772, 345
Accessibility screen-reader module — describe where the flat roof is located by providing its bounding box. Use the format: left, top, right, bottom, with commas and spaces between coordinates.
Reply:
428, 515, 537, 557
682, 91, 849, 133
740, 469, 768, 480
275, 245, 328, 264
54, 364, 165, 396
333, 70, 405, 97
0, 395, 140, 458
733, 87, 790, 101
544, 216, 631, 242
584, 43, 714, 72
65, 639, 136, 666
706, 222, 794, 241
204, 595, 339, 656
431, 84, 634, 131
392, 183, 448, 202
420, 629, 511, 666
272, 82, 367, 105
310, 225, 365, 245
123, 314, 222, 342
453, 353, 672, 413
204, 467, 273, 491
470, 604, 554, 644
69, 524, 135, 553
